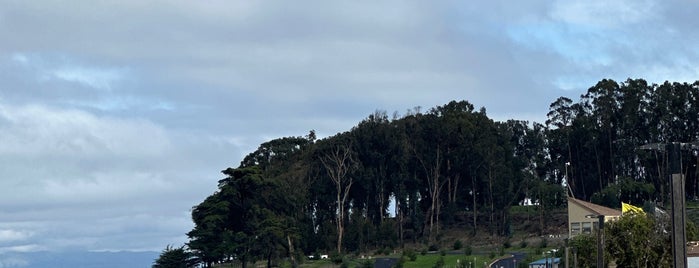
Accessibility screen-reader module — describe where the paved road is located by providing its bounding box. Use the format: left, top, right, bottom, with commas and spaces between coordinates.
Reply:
490, 252, 526, 268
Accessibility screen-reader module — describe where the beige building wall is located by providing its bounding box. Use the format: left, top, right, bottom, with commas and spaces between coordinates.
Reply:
567, 198, 621, 238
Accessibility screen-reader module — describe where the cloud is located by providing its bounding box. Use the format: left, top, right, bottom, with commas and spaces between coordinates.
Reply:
0, 231, 33, 244
0, 102, 170, 157
0, 0, 698, 256
51, 66, 124, 91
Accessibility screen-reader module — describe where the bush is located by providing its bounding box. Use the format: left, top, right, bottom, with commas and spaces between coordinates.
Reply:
340, 259, 349, 268
421, 248, 427, 255
453, 240, 463, 250
428, 244, 439, 252
440, 250, 446, 256
403, 249, 417, 261
503, 239, 511, 249
519, 240, 528, 248
433, 256, 445, 268
463, 245, 472, 256
394, 257, 406, 268
330, 252, 343, 264
358, 259, 373, 268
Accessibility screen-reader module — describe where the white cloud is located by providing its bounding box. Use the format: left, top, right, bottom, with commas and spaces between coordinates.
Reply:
0, 230, 32, 244
52, 66, 124, 91
0, 103, 170, 157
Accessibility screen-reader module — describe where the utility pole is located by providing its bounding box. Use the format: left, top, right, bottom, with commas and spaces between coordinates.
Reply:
669, 143, 687, 268
639, 142, 696, 268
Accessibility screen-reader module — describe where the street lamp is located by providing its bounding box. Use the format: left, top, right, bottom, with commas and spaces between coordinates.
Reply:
586, 214, 604, 268
565, 162, 572, 197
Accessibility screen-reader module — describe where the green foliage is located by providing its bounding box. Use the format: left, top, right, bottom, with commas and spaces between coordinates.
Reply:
428, 244, 439, 252
358, 259, 374, 268
539, 237, 547, 248
152, 245, 196, 268
453, 240, 463, 250
184, 80, 699, 264
330, 252, 344, 264
519, 240, 527, 248
394, 257, 406, 268
463, 244, 472, 256
340, 258, 350, 268
403, 249, 417, 261
433, 256, 445, 268
688, 220, 699, 241
591, 178, 655, 208
502, 239, 511, 249
605, 213, 671, 267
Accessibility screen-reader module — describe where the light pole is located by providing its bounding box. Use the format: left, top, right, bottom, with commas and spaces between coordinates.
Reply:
565, 162, 571, 196
586, 214, 604, 268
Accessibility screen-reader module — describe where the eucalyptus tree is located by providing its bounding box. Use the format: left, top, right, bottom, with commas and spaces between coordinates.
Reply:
318, 138, 358, 254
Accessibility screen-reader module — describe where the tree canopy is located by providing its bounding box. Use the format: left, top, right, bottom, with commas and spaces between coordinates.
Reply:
177, 78, 699, 267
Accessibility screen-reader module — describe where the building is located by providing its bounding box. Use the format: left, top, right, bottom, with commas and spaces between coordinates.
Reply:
528, 257, 560, 268
567, 197, 621, 237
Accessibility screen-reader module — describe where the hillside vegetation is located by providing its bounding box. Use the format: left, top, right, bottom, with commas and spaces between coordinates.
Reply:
179, 78, 699, 268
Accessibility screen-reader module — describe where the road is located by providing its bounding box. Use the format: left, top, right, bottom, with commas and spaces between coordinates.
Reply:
489, 252, 526, 268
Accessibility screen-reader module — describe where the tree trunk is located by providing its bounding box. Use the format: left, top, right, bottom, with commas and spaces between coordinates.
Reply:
320, 145, 356, 255
287, 235, 297, 268
472, 175, 477, 235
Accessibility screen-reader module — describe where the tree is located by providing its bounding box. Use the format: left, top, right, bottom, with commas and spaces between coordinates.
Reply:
320, 143, 357, 254
605, 213, 671, 267
188, 166, 295, 268
569, 235, 596, 268
153, 245, 196, 268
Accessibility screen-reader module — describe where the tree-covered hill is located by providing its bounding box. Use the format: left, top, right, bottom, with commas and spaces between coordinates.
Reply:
181, 78, 699, 268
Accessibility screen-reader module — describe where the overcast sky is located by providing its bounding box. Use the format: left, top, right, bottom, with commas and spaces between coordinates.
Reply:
1, 0, 698, 254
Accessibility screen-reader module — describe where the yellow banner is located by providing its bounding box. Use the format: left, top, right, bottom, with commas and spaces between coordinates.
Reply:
622, 202, 645, 215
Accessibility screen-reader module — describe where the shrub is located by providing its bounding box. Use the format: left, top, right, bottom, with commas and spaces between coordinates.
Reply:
403, 249, 417, 261
463, 245, 472, 256
519, 240, 528, 248
394, 257, 405, 268
340, 259, 349, 268
440, 250, 446, 256
503, 239, 511, 249
433, 256, 445, 268
358, 259, 373, 268
453, 240, 463, 250
421, 248, 427, 255
428, 244, 439, 251
330, 252, 343, 264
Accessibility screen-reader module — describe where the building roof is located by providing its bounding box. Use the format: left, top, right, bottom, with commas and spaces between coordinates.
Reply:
530, 257, 560, 265
568, 197, 621, 216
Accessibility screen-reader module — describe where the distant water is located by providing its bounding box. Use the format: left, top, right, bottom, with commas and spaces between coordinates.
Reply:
0, 251, 159, 268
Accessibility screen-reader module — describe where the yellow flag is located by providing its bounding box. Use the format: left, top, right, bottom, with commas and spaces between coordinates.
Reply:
622, 202, 645, 215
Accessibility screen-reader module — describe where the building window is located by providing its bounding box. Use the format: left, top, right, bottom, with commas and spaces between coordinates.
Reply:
571, 222, 581, 235
582, 222, 592, 234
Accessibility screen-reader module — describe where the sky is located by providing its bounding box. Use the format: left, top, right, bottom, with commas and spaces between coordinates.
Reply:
1, 0, 699, 256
